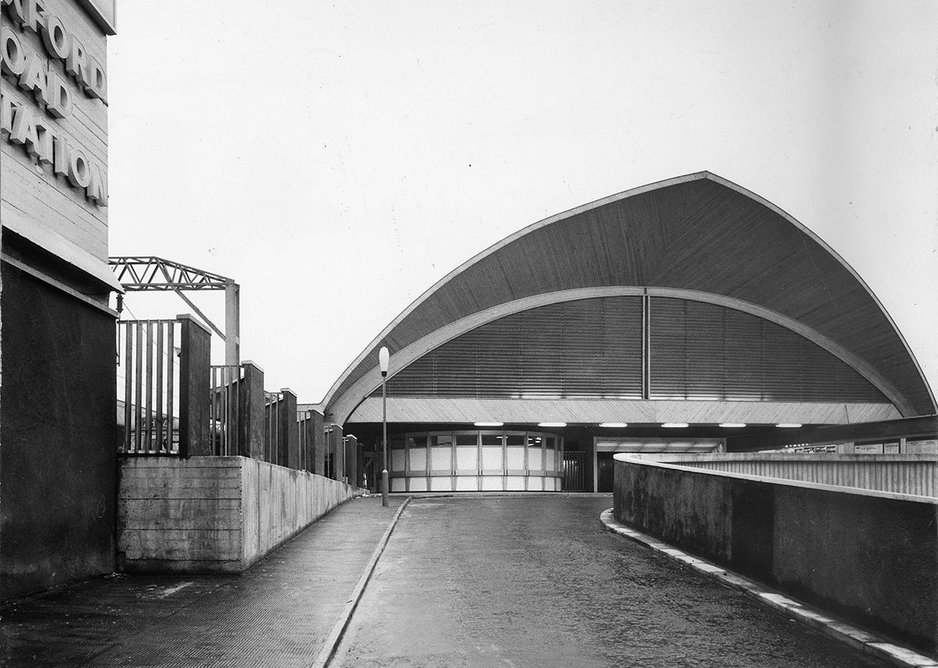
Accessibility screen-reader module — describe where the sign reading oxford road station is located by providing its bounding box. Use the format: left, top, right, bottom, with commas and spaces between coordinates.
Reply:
1, 0, 108, 207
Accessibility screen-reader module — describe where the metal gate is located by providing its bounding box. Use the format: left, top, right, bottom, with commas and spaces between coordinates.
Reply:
210, 364, 243, 455
117, 319, 180, 455
562, 450, 590, 491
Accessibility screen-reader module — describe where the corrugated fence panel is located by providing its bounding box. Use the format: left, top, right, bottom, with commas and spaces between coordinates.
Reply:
724, 308, 764, 400
603, 298, 644, 399
385, 297, 643, 400
686, 300, 725, 401
383, 296, 887, 406
521, 306, 563, 398
435, 336, 477, 396
649, 298, 887, 404
648, 298, 687, 400
561, 300, 607, 398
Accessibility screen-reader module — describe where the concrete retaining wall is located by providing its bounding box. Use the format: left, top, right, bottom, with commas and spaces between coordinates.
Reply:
118, 457, 360, 573
613, 455, 938, 653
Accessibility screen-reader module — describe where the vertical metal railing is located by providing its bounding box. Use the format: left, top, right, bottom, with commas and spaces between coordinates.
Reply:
117, 319, 180, 455
671, 454, 938, 497
210, 364, 243, 456
562, 450, 589, 491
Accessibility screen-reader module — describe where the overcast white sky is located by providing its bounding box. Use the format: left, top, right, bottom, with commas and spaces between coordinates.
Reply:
108, 1, 938, 406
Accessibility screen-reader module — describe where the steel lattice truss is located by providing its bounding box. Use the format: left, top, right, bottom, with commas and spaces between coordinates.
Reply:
109, 256, 233, 291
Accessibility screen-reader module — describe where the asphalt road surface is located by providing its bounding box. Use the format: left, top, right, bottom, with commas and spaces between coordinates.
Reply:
332, 495, 887, 667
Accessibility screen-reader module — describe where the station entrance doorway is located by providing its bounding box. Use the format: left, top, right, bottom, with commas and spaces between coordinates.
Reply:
593, 438, 724, 492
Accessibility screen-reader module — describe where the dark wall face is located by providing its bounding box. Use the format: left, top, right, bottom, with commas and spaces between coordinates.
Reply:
1, 264, 116, 599
613, 459, 938, 653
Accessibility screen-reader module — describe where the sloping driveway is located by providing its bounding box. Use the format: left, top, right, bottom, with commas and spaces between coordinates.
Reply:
332, 495, 885, 667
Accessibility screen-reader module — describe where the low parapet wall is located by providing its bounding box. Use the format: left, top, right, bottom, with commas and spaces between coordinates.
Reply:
118, 457, 361, 573
613, 454, 938, 654
644, 452, 937, 496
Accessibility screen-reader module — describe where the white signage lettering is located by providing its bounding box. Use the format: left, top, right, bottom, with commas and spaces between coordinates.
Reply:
0, 0, 108, 207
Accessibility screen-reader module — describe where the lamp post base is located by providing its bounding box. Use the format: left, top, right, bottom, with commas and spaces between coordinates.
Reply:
382, 469, 389, 507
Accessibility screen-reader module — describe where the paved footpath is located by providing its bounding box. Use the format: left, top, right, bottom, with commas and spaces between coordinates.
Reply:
333, 495, 889, 668
0, 496, 404, 668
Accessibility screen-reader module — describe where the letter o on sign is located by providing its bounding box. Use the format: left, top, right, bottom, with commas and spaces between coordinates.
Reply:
68, 149, 92, 189
43, 14, 71, 61
0, 27, 26, 77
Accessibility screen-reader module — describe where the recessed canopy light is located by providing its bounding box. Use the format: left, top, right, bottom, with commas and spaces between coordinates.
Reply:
474, 421, 503, 427
719, 423, 747, 428
662, 422, 689, 428
776, 423, 803, 428
599, 422, 628, 428
538, 422, 567, 428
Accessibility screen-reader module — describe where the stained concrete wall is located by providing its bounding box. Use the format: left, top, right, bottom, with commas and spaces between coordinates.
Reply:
240, 456, 357, 568
614, 455, 938, 653
118, 457, 360, 573
0, 265, 116, 600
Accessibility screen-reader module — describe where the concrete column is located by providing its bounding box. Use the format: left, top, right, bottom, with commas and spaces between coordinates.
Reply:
344, 434, 359, 488
224, 281, 240, 366
592, 445, 599, 493
309, 409, 325, 475
239, 361, 265, 460
279, 389, 298, 468
331, 424, 345, 481
177, 314, 212, 457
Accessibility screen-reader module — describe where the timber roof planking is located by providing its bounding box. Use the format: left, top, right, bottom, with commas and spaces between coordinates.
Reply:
324, 172, 935, 423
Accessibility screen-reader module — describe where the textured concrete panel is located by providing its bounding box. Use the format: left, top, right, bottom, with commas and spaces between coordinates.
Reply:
119, 457, 360, 573
614, 456, 938, 653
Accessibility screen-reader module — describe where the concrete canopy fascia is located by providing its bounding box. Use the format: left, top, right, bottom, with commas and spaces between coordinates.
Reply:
1, 214, 124, 293
346, 397, 899, 426
76, 0, 117, 35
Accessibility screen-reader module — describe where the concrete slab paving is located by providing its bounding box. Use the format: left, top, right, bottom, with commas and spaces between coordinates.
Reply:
0, 496, 403, 668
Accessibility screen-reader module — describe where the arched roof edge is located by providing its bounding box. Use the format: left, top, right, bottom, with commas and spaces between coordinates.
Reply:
328, 287, 912, 426
322, 171, 936, 415
321, 171, 709, 408
707, 174, 936, 414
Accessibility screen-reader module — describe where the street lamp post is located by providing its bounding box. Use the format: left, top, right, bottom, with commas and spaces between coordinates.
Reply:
379, 346, 390, 507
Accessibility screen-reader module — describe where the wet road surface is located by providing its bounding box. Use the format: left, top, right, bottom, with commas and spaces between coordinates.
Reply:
0, 498, 406, 667
333, 495, 887, 667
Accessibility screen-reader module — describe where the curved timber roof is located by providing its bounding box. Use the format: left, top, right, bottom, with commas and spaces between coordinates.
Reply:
324, 172, 935, 424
